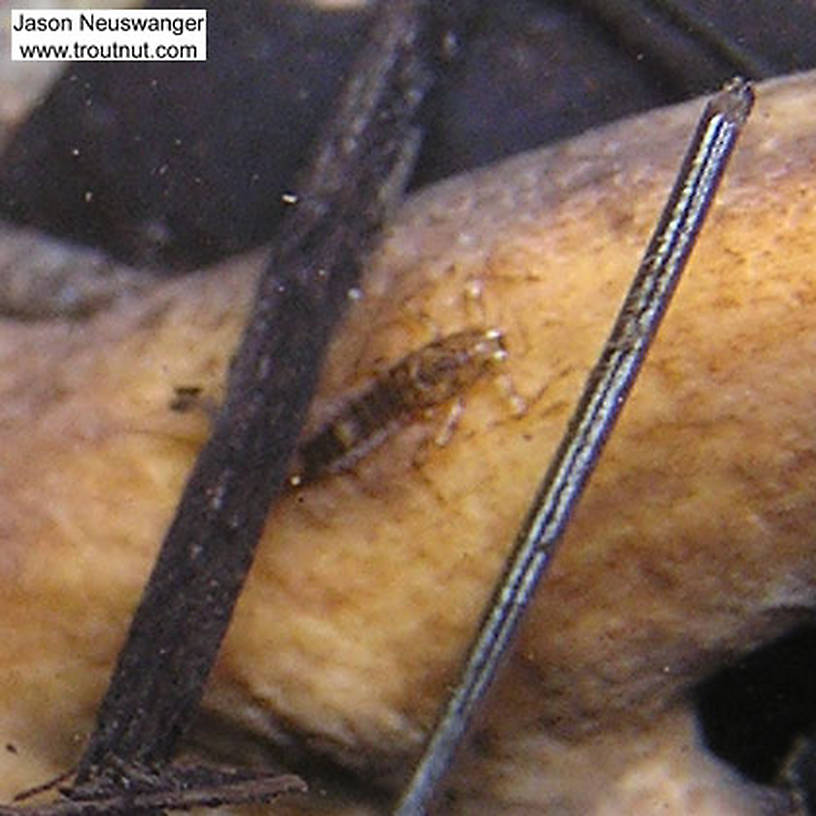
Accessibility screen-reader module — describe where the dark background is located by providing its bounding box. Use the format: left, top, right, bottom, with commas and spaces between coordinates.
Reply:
1, 0, 815, 271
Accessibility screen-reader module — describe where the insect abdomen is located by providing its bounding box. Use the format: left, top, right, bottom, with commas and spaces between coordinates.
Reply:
291, 328, 506, 484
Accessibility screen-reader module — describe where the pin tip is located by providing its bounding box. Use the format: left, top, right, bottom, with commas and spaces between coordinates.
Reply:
712, 77, 754, 126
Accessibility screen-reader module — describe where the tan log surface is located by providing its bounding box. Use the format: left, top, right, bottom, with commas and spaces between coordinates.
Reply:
0, 69, 814, 814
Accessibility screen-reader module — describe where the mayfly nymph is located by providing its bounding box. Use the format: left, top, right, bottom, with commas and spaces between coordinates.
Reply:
290, 327, 507, 485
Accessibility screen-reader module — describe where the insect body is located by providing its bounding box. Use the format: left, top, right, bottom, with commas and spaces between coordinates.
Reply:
290, 328, 507, 485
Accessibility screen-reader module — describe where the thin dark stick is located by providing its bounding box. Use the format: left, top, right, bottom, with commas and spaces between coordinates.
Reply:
0, 770, 306, 816
574, 1, 774, 100
648, 0, 774, 78
394, 77, 754, 815
68, 0, 437, 785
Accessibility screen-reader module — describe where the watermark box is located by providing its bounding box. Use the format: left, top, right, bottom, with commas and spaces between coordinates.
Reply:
10, 9, 207, 61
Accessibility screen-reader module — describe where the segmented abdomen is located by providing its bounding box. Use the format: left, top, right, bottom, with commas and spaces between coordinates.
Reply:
291, 328, 506, 484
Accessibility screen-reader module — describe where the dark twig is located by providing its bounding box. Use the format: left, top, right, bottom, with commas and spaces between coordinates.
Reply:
576, 0, 774, 91
395, 77, 754, 814
20, 0, 441, 796
1, 764, 306, 815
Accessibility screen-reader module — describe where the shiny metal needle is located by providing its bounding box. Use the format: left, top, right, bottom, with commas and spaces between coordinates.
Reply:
394, 76, 754, 815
